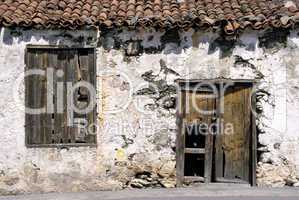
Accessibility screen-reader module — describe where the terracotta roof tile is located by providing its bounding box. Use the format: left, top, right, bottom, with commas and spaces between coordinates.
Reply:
0, 0, 299, 33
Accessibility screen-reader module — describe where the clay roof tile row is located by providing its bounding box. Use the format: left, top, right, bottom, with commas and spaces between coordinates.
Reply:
0, 0, 299, 34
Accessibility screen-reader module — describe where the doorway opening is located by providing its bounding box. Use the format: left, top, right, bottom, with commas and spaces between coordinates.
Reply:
176, 79, 257, 186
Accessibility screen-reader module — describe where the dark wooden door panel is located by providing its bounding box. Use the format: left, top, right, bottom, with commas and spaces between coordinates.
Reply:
177, 90, 216, 185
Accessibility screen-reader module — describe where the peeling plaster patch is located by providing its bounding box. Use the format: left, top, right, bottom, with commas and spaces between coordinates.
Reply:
233, 55, 264, 79
135, 59, 178, 114
209, 36, 236, 58
259, 29, 290, 51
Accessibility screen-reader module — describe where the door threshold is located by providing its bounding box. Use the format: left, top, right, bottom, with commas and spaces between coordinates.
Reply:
190, 182, 252, 188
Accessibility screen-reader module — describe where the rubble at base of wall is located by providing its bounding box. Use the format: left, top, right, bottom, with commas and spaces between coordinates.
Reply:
257, 162, 299, 187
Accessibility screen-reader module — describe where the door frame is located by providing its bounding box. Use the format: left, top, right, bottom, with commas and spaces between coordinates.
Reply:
176, 79, 257, 186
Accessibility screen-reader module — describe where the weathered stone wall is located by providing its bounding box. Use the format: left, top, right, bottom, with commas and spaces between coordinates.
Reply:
1, 26, 299, 194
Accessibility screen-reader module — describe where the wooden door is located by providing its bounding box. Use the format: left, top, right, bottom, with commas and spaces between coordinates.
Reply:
214, 84, 253, 184
177, 80, 256, 186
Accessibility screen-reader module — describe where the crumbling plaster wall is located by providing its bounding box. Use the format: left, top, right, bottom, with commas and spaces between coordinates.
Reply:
0, 26, 299, 194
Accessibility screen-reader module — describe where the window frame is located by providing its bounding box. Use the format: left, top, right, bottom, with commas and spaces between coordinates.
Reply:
25, 45, 97, 148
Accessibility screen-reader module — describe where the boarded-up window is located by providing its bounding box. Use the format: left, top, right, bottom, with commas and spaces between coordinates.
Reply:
25, 46, 96, 147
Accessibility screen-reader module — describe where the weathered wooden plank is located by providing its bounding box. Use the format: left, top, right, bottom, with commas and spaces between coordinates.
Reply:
25, 49, 34, 145
176, 79, 257, 84
30, 50, 43, 145
243, 86, 251, 182
215, 177, 250, 184
176, 89, 186, 187
77, 49, 91, 143
54, 50, 67, 144
31, 50, 41, 144
26, 143, 97, 148
41, 50, 55, 144
223, 86, 239, 180
215, 85, 223, 179
87, 49, 97, 143
38, 50, 46, 144
184, 176, 205, 183
184, 148, 205, 154
39, 50, 49, 144
66, 50, 78, 143
78, 49, 89, 81
251, 85, 257, 186
26, 45, 96, 49
204, 96, 215, 183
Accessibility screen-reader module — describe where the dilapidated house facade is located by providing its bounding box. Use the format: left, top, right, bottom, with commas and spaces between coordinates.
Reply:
1, 0, 299, 195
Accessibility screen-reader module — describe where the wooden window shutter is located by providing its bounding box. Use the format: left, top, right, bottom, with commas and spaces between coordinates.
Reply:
25, 47, 96, 147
